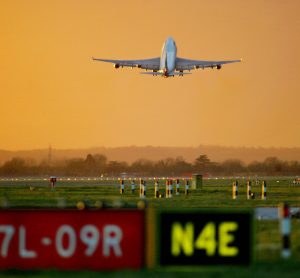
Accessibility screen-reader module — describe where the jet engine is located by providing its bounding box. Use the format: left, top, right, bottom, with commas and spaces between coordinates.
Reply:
217, 65, 222, 70
114, 64, 120, 68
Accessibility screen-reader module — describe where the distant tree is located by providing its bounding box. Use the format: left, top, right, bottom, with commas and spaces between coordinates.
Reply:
221, 159, 246, 175
173, 156, 192, 175
264, 157, 283, 174
93, 154, 107, 175
248, 161, 264, 174
84, 154, 97, 175
131, 159, 154, 176
105, 161, 128, 176
1, 153, 300, 177
194, 155, 212, 173
0, 157, 27, 176
65, 158, 85, 176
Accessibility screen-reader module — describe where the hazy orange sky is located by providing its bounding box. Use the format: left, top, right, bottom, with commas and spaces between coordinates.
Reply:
1, 0, 299, 150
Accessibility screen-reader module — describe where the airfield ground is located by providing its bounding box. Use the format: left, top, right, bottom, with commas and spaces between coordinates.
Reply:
0, 177, 299, 277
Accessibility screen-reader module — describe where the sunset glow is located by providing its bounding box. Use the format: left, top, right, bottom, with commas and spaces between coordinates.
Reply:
1, 0, 299, 150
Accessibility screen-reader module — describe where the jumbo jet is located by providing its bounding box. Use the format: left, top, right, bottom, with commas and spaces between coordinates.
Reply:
92, 37, 241, 77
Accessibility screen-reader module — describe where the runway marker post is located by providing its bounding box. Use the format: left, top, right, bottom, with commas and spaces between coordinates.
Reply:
120, 179, 125, 194
185, 179, 189, 195
169, 179, 173, 198
280, 202, 291, 259
262, 180, 267, 200
139, 179, 144, 198
143, 180, 147, 198
232, 180, 238, 200
49, 176, 57, 189
154, 180, 159, 198
247, 181, 252, 200
131, 180, 135, 194
175, 179, 180, 195
165, 180, 169, 198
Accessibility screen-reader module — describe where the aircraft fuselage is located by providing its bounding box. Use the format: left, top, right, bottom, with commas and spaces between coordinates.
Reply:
160, 37, 177, 77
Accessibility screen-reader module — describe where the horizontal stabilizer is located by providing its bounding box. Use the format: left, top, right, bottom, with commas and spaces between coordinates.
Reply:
140, 72, 192, 76
140, 72, 162, 76
173, 72, 192, 76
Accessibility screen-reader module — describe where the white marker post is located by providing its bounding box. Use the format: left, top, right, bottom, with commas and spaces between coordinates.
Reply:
280, 203, 291, 259
154, 180, 159, 198
165, 180, 169, 198
169, 179, 173, 198
185, 179, 189, 195
247, 181, 252, 200
232, 181, 238, 200
139, 179, 143, 198
120, 179, 125, 194
131, 180, 135, 194
143, 180, 147, 198
176, 179, 180, 195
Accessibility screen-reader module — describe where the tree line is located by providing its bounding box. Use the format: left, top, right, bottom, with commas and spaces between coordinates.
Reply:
0, 154, 299, 177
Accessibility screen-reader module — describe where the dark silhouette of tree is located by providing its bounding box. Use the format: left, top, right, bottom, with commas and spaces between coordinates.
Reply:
221, 159, 246, 175
105, 161, 128, 175
248, 161, 263, 174
84, 154, 97, 176
65, 158, 85, 176
0, 153, 299, 177
263, 157, 283, 175
94, 154, 107, 167
194, 154, 213, 173
131, 159, 154, 176
0, 157, 27, 176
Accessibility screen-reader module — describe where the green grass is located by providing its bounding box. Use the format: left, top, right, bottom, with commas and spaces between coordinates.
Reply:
0, 177, 299, 208
0, 177, 300, 277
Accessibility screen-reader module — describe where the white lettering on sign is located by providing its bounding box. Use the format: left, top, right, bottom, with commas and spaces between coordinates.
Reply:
0, 225, 15, 257
80, 224, 99, 256
0, 224, 124, 259
19, 226, 37, 258
103, 225, 123, 257
55, 225, 77, 258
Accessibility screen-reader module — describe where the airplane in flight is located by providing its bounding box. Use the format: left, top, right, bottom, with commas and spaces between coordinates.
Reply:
92, 37, 241, 77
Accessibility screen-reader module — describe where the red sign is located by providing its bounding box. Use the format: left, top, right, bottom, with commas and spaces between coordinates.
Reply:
0, 210, 144, 270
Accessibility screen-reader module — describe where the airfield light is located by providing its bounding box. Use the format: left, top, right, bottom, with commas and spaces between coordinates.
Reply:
137, 200, 146, 210
77, 201, 85, 210
95, 200, 103, 209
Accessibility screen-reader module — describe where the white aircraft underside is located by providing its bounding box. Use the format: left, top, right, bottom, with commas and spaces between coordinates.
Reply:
92, 37, 241, 77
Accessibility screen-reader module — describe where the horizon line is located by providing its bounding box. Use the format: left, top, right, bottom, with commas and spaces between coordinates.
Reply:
1, 144, 300, 152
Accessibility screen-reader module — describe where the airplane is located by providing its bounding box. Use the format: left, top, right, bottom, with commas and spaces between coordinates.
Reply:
92, 37, 241, 78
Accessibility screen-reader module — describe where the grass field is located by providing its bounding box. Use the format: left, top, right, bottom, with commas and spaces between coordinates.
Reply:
0, 177, 300, 277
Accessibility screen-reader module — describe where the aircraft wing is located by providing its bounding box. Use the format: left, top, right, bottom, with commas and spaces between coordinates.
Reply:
92, 57, 160, 70
176, 57, 242, 71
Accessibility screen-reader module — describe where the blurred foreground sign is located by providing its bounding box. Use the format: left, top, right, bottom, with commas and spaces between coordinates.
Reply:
0, 210, 144, 270
158, 210, 253, 265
